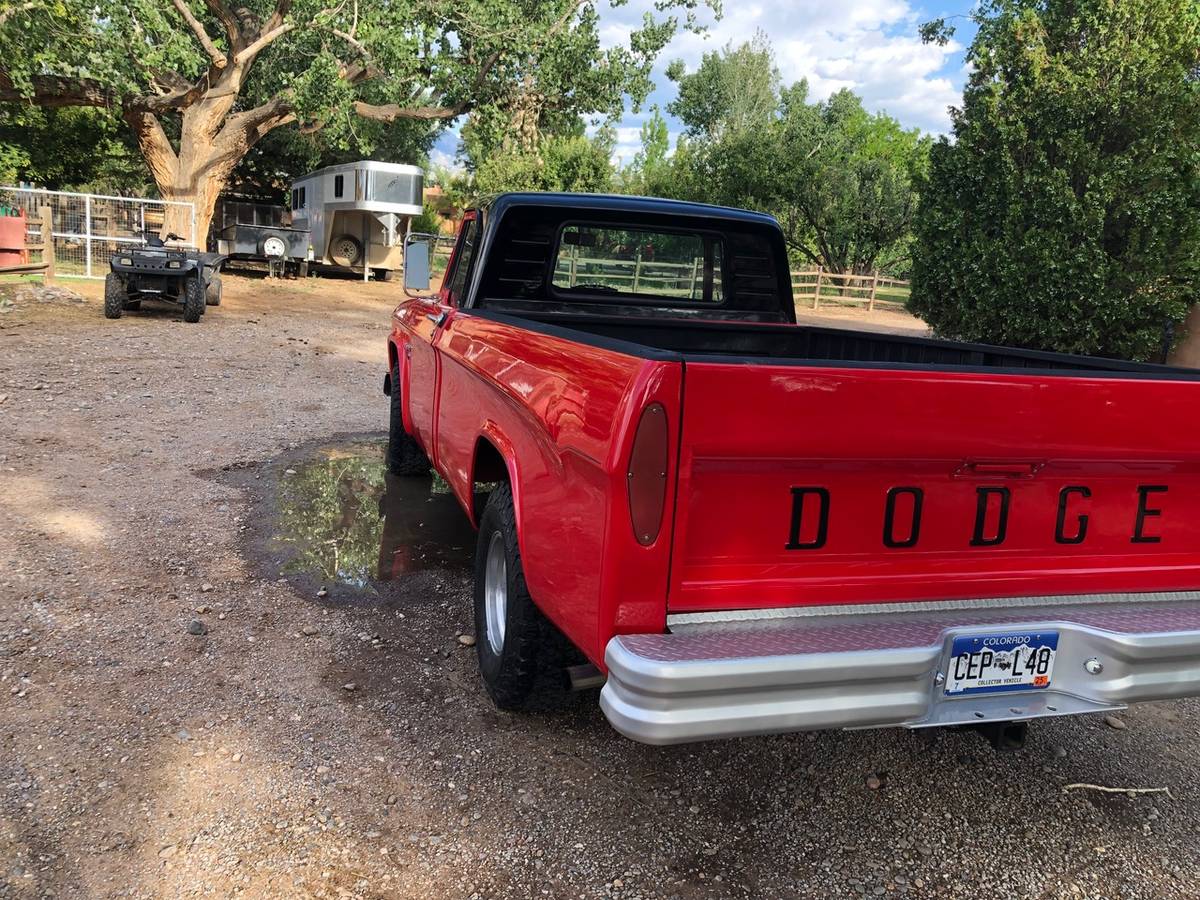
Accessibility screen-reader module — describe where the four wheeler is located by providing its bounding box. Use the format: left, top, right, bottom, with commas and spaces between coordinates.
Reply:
104, 232, 226, 323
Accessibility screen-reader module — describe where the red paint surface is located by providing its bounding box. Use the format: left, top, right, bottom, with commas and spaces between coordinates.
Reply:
391, 296, 1200, 668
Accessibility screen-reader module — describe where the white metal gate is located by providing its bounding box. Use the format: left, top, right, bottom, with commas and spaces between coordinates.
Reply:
0, 187, 196, 279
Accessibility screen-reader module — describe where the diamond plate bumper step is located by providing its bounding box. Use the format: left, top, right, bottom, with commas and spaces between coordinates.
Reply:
599, 595, 1200, 745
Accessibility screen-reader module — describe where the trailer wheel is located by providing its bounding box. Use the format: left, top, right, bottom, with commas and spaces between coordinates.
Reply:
330, 234, 363, 268
182, 275, 205, 323
474, 482, 551, 709
205, 273, 223, 306
103, 273, 124, 319
259, 233, 288, 259
387, 358, 431, 476
374, 268, 394, 283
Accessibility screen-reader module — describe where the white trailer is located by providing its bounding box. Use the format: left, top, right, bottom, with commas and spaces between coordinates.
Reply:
290, 161, 423, 281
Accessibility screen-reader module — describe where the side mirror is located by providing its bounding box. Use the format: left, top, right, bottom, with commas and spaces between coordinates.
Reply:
404, 236, 431, 293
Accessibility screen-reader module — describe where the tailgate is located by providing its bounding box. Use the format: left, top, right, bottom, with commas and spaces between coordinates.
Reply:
668, 361, 1200, 613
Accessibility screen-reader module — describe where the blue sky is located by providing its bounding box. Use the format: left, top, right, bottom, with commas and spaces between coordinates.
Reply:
431, 0, 977, 170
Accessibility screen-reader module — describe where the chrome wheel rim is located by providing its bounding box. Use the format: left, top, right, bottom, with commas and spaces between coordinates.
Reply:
484, 531, 507, 655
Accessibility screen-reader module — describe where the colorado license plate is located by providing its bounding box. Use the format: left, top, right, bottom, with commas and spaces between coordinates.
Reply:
944, 631, 1058, 696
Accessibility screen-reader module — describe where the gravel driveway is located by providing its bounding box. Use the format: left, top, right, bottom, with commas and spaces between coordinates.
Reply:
1, 276, 1197, 899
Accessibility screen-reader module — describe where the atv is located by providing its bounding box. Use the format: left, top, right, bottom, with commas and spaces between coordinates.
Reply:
104, 232, 226, 323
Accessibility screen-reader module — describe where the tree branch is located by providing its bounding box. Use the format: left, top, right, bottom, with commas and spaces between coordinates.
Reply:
170, 0, 228, 67
234, 21, 295, 64
0, 73, 114, 108
352, 100, 469, 121
204, 0, 241, 46
122, 107, 178, 186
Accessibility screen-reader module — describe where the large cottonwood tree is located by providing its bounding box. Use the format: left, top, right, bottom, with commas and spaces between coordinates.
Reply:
0, 0, 711, 237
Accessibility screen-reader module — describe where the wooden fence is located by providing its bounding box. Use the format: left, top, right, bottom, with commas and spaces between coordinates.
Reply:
792, 267, 909, 311
546, 252, 912, 311
0, 206, 55, 282
554, 252, 706, 299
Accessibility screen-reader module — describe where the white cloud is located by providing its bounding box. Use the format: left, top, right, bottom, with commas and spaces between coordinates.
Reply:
616, 0, 964, 135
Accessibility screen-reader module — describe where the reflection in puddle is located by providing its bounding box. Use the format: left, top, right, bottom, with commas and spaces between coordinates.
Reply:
273, 442, 476, 588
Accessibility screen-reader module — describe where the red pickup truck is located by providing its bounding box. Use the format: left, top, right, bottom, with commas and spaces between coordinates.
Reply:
387, 192, 1200, 748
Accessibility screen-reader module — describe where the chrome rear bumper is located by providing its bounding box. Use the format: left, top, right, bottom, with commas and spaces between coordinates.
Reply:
599, 594, 1200, 745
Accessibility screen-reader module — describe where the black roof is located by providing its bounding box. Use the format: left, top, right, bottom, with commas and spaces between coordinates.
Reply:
482, 192, 780, 228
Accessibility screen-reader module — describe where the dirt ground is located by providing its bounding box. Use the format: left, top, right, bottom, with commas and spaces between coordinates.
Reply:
2, 273, 1199, 900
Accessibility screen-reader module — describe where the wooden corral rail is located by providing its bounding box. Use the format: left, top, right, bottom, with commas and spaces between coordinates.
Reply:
0, 206, 55, 283
792, 267, 909, 311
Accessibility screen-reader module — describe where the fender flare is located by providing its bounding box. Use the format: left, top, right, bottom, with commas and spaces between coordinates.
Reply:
470, 424, 522, 535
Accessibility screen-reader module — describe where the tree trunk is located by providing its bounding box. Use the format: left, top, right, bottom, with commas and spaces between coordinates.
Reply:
125, 66, 277, 247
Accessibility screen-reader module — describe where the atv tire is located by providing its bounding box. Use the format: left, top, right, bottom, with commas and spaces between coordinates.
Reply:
206, 273, 223, 306
183, 275, 205, 323
104, 273, 125, 319
387, 358, 431, 476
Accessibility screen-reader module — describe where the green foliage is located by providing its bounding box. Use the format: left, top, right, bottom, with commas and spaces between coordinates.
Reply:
910, 0, 1200, 361
411, 201, 442, 235
0, 106, 150, 193
469, 129, 615, 198
667, 32, 779, 140
634, 39, 928, 277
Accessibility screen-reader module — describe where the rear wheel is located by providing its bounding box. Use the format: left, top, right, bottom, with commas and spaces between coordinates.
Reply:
330, 234, 362, 268
387, 358, 431, 476
103, 273, 124, 319
182, 275, 205, 323
374, 268, 394, 283
206, 273, 223, 306
474, 483, 550, 709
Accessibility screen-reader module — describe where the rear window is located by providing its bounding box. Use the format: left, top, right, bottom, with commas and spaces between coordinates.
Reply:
551, 224, 725, 303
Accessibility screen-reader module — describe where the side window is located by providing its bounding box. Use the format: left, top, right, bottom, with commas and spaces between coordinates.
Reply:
290, 189, 298, 209
443, 217, 480, 305
299, 187, 306, 209
333, 174, 344, 198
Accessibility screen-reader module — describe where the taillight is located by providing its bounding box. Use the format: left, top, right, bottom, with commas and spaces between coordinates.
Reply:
627, 403, 669, 546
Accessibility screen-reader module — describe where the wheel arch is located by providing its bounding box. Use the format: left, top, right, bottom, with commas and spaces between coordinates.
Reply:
469, 429, 520, 530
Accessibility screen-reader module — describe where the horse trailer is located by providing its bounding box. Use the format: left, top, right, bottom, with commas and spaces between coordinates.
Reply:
290, 161, 423, 281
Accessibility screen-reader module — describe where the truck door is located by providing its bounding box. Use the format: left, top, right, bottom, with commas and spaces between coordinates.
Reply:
403, 213, 479, 457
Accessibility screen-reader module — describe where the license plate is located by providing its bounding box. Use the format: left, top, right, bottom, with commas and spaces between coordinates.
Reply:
944, 631, 1058, 696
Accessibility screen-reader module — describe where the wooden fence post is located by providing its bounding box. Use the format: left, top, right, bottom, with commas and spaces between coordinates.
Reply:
812, 265, 823, 309
690, 257, 700, 299
568, 245, 578, 287
38, 206, 55, 285
868, 271, 878, 311
632, 250, 643, 293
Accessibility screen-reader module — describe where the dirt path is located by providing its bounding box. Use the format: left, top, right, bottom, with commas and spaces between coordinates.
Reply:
1, 275, 1197, 900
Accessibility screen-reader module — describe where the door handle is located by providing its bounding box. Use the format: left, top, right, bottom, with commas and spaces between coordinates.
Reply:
426, 311, 447, 327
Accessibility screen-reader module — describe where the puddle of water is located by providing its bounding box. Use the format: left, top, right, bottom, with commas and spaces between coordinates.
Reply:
272, 441, 476, 589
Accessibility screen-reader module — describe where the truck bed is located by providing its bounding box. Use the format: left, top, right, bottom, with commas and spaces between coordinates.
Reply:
480, 308, 1188, 375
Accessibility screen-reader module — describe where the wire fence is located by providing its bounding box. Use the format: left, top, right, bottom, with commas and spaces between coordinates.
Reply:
0, 187, 196, 280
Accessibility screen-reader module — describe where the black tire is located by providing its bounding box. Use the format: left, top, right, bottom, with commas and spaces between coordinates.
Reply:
474, 482, 549, 709
330, 234, 363, 268
387, 358, 431, 476
297, 260, 310, 279
206, 273, 223, 306
103, 273, 124, 319
374, 268, 395, 283
182, 275, 205, 323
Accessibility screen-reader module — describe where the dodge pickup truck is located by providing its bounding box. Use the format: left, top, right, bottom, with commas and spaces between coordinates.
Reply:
386, 192, 1200, 748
